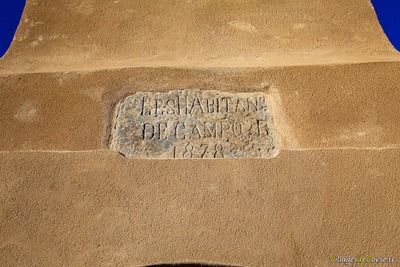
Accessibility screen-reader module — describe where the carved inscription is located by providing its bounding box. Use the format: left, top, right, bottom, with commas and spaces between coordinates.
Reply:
110, 90, 278, 158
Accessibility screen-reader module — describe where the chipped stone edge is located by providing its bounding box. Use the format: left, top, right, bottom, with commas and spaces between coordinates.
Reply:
109, 89, 281, 160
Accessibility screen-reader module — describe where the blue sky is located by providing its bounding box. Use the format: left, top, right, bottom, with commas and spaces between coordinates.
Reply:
372, 0, 400, 52
0, 0, 25, 57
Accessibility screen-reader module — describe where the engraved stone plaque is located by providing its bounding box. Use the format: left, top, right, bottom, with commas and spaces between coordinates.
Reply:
110, 90, 278, 158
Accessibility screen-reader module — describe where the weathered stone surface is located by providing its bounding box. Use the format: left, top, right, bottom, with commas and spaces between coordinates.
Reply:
1, 0, 400, 266
1, 0, 398, 74
1, 150, 399, 266
111, 90, 277, 158
3, 64, 400, 151
110, 90, 278, 158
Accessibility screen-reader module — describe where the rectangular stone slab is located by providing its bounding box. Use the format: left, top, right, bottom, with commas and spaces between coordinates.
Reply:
111, 90, 278, 158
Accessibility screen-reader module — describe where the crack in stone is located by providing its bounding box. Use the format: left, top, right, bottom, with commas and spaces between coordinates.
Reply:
110, 90, 280, 159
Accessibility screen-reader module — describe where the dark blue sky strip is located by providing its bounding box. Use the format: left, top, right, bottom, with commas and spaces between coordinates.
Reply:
371, 0, 400, 51
0, 0, 25, 57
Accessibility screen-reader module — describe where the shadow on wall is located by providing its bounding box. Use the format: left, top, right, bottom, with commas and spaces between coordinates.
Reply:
0, 0, 399, 58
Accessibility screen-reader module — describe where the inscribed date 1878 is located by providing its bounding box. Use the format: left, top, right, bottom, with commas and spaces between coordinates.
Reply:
110, 90, 279, 159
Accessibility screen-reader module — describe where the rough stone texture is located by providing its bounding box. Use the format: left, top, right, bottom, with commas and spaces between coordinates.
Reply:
0, 0, 400, 266
0, 150, 399, 266
111, 90, 278, 159
0, 0, 399, 74
2, 63, 400, 151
